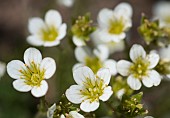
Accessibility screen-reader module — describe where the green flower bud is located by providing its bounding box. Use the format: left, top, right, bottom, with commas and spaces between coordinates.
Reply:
71, 13, 96, 42
117, 92, 148, 117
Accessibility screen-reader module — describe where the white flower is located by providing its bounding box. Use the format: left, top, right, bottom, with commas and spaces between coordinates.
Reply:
27, 10, 67, 47
7, 47, 56, 97
117, 44, 161, 90
96, 2, 132, 43
57, 0, 75, 7
47, 103, 56, 118
66, 66, 113, 112
153, 1, 170, 28
91, 29, 125, 54
73, 45, 117, 75
0, 61, 6, 78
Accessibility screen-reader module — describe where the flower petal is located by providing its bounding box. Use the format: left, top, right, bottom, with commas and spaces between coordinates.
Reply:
24, 47, 42, 66
103, 59, 117, 75
31, 80, 48, 97
109, 33, 126, 42
93, 45, 109, 61
116, 89, 125, 100
57, 23, 67, 40
60, 115, 65, 118
117, 60, 132, 76
148, 70, 161, 86
147, 53, 160, 69
99, 86, 113, 101
7, 60, 26, 79
72, 63, 85, 72
57, 0, 75, 7
158, 45, 170, 59
47, 103, 56, 118
75, 47, 88, 63
13, 79, 32, 92
97, 8, 113, 28
73, 36, 86, 47
27, 35, 44, 46
80, 100, 99, 112
127, 75, 142, 90
0, 61, 6, 78
96, 68, 111, 85
142, 76, 154, 88
130, 44, 146, 62
65, 85, 84, 104
43, 40, 60, 47
114, 2, 133, 18
45, 10, 62, 28
28, 17, 45, 34
40, 57, 56, 79
73, 66, 95, 86
69, 111, 84, 118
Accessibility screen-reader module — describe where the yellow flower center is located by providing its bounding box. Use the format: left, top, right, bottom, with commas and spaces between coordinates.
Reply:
85, 57, 103, 74
19, 61, 45, 86
130, 57, 150, 79
41, 26, 58, 42
80, 77, 105, 102
108, 17, 124, 34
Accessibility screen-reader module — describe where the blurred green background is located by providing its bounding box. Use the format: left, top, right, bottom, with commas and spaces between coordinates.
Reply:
1, 0, 170, 117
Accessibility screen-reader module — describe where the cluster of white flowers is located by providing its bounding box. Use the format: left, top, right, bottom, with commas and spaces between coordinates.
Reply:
4, 1, 166, 117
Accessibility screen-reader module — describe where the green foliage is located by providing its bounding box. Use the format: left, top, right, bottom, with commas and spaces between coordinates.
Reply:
117, 92, 148, 118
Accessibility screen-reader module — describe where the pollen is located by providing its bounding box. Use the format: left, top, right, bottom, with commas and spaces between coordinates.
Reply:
108, 17, 124, 35
41, 26, 58, 42
80, 77, 105, 102
130, 57, 150, 79
19, 61, 45, 86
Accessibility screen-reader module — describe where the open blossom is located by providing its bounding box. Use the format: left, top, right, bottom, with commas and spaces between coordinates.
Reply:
66, 66, 113, 112
47, 103, 84, 118
0, 61, 6, 78
117, 44, 161, 90
73, 45, 117, 75
153, 1, 170, 28
7, 48, 56, 97
94, 2, 132, 43
27, 10, 67, 47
